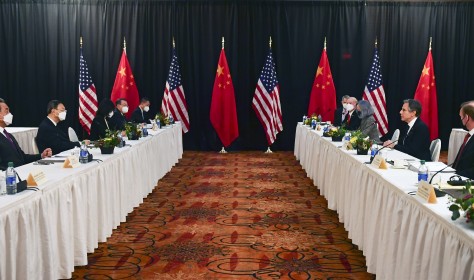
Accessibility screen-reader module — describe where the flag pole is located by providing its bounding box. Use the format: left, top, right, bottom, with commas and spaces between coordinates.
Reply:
173, 37, 175, 48
123, 37, 127, 54
324, 36, 326, 50
429, 37, 432, 51
80, 36, 83, 48
265, 36, 274, 154
218, 36, 228, 154
375, 37, 378, 47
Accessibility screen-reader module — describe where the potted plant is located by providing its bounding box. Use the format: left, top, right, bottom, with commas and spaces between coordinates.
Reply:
155, 113, 170, 127
326, 126, 346, 141
94, 130, 121, 154
448, 180, 474, 223
348, 130, 373, 155
125, 122, 142, 140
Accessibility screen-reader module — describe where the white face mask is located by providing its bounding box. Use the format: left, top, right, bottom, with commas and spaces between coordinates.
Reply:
121, 106, 129, 114
143, 106, 150, 112
345, 104, 355, 112
58, 111, 67, 121
3, 113, 13, 126
108, 111, 114, 118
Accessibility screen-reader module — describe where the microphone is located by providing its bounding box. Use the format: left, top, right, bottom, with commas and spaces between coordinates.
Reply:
429, 163, 454, 184
377, 139, 398, 153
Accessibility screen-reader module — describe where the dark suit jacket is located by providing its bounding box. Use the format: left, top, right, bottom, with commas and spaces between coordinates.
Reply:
333, 107, 345, 127
109, 108, 127, 130
90, 116, 112, 141
342, 111, 361, 131
0, 131, 40, 170
394, 118, 431, 161
454, 134, 474, 179
130, 107, 150, 124
36, 117, 80, 155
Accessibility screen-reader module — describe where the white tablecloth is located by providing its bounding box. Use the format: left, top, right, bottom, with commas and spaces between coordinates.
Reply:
0, 123, 183, 279
448, 128, 469, 164
294, 123, 474, 280
8, 127, 38, 154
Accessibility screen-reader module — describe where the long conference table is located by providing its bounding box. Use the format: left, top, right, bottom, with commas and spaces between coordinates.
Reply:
0, 123, 183, 279
294, 123, 474, 280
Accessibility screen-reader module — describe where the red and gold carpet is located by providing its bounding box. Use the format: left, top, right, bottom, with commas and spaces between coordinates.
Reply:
70, 151, 375, 279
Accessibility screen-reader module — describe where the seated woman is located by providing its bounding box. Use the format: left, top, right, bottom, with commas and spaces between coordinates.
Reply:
90, 99, 115, 141
356, 100, 381, 144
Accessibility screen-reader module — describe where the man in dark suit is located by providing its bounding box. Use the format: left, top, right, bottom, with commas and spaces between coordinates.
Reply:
453, 101, 474, 179
36, 100, 83, 155
0, 98, 52, 170
130, 97, 151, 124
383, 99, 431, 161
333, 95, 349, 127
109, 98, 128, 130
341, 97, 361, 131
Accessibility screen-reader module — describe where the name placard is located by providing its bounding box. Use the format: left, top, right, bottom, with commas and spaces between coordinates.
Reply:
27, 169, 48, 186
416, 181, 437, 204
63, 155, 80, 168
371, 155, 388, 169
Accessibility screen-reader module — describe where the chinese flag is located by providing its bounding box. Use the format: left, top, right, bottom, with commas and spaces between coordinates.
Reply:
110, 50, 140, 119
210, 49, 239, 147
414, 49, 438, 140
307, 48, 336, 123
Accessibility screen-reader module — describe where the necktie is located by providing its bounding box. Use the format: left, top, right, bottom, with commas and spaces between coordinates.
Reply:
347, 113, 351, 124
403, 127, 412, 145
453, 133, 471, 169
3, 130, 17, 150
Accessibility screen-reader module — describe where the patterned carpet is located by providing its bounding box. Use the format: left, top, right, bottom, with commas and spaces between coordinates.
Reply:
70, 151, 375, 280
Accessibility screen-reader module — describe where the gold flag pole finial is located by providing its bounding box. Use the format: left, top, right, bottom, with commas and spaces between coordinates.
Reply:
269, 36, 272, 48
222, 37, 225, 49
80, 36, 83, 48
429, 37, 432, 51
173, 37, 176, 48
324, 37, 327, 50
375, 37, 378, 47
123, 37, 127, 53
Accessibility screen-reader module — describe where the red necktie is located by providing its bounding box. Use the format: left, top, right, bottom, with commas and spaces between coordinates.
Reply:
347, 113, 351, 124
453, 133, 471, 169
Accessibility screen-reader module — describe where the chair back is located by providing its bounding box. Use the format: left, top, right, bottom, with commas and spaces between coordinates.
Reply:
68, 127, 79, 142
31, 137, 39, 154
430, 139, 441, 162
391, 129, 400, 143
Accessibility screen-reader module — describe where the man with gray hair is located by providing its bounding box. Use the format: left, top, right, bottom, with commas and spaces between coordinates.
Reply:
333, 95, 350, 127
341, 97, 361, 130
383, 99, 431, 161
452, 100, 474, 179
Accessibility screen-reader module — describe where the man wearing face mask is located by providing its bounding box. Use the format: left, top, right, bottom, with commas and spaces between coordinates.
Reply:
109, 98, 128, 130
452, 101, 474, 179
36, 100, 83, 155
333, 95, 350, 127
0, 98, 52, 170
90, 99, 116, 141
130, 97, 151, 124
341, 97, 361, 131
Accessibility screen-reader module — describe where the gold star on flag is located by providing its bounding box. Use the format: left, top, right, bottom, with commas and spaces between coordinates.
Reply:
422, 85, 425, 88
422, 66, 430, 76
119, 67, 126, 77
227, 74, 231, 78
130, 82, 134, 86
316, 84, 320, 88
130, 74, 134, 79
316, 66, 323, 77
327, 74, 331, 78
226, 81, 230, 85
322, 85, 326, 89
217, 65, 224, 76
326, 81, 330, 85
218, 84, 222, 88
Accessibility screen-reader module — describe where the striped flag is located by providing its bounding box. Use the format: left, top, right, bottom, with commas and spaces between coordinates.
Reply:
362, 45, 388, 136
252, 48, 283, 145
161, 47, 190, 133
78, 46, 98, 134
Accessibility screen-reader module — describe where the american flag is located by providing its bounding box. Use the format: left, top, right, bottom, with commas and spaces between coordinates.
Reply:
161, 48, 190, 133
362, 47, 388, 135
78, 47, 98, 134
252, 49, 283, 145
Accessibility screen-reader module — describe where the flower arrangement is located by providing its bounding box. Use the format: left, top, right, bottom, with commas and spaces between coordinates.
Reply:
155, 113, 170, 126
125, 122, 142, 140
94, 130, 121, 148
304, 114, 321, 126
448, 180, 474, 223
325, 126, 346, 138
347, 130, 373, 151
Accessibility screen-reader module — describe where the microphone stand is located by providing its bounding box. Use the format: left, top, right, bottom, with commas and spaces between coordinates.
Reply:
369, 139, 398, 163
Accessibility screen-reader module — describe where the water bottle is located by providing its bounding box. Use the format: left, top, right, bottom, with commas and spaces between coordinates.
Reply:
0, 171, 6, 196
79, 141, 89, 163
302, 115, 307, 124
343, 132, 351, 145
169, 115, 174, 124
6, 162, 17, 195
142, 125, 148, 137
311, 119, 316, 129
117, 132, 125, 148
157, 119, 161, 129
418, 160, 429, 182
370, 144, 378, 163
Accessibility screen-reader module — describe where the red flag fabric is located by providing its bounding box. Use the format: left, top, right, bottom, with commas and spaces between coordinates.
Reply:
362, 46, 389, 135
414, 49, 438, 140
161, 47, 190, 133
78, 47, 98, 134
110, 50, 140, 119
252, 49, 283, 145
210, 49, 239, 147
307, 48, 336, 123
